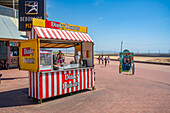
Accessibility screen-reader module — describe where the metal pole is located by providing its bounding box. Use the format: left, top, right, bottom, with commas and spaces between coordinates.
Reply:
121, 41, 123, 52
13, 0, 15, 10
13, 0, 16, 18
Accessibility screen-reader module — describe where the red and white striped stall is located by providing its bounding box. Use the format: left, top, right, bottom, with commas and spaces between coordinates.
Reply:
20, 19, 95, 103
29, 68, 94, 100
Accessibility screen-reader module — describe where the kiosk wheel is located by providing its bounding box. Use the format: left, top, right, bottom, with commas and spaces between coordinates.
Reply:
38, 99, 42, 104
132, 64, 135, 75
119, 65, 121, 74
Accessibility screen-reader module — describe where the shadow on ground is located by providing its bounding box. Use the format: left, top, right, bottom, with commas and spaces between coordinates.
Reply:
0, 88, 36, 108
0, 88, 91, 108
42, 89, 92, 103
1, 77, 28, 80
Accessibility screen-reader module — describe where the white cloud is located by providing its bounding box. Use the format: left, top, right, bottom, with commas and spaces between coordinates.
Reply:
99, 17, 104, 20
93, 0, 104, 6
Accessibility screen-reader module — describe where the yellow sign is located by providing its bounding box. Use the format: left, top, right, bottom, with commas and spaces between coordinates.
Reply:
19, 39, 40, 72
32, 18, 87, 33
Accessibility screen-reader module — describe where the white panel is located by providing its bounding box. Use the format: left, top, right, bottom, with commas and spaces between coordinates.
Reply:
82, 42, 93, 67
54, 72, 57, 96
43, 73, 46, 99
48, 73, 51, 97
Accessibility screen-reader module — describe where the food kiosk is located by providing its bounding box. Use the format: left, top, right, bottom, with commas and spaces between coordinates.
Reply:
119, 49, 135, 75
19, 18, 95, 103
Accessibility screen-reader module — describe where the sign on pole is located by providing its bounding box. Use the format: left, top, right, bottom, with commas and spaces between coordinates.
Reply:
19, 0, 46, 31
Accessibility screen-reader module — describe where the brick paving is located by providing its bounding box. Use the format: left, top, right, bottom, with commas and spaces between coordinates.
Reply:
0, 60, 170, 113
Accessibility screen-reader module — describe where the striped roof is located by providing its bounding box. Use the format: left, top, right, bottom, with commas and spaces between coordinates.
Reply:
33, 27, 93, 42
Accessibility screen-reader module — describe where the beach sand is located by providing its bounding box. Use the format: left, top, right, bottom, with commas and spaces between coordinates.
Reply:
95, 56, 170, 63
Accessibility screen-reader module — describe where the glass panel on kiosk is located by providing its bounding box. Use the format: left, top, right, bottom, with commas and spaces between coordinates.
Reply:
40, 50, 53, 71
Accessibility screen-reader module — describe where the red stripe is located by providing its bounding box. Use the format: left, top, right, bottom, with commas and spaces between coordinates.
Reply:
46, 29, 54, 39
45, 73, 49, 98
77, 32, 85, 41
91, 68, 93, 87
51, 72, 54, 97
62, 71, 65, 94
30, 31, 32, 40
39, 73, 43, 99
69, 31, 78, 41
82, 33, 89, 42
74, 32, 82, 41
56, 30, 64, 40
79, 69, 82, 90
57, 72, 60, 96
51, 29, 59, 39
34, 27, 41, 38
78, 32, 87, 42
66, 71, 69, 93
83, 69, 86, 89
60, 30, 69, 40
33, 29, 35, 39
33, 72, 35, 98
80, 32, 89, 42
65, 31, 73, 40
40, 28, 48, 38
40, 69, 52, 72
87, 69, 89, 88
71, 70, 74, 92
30, 72, 32, 97
84, 33, 91, 42
84, 33, 92, 42
36, 72, 38, 99
75, 70, 78, 91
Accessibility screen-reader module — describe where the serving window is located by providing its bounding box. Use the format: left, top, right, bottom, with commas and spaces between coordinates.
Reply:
38, 40, 93, 72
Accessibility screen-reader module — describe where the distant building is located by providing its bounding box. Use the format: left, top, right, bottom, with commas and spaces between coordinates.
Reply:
0, 0, 19, 10
0, 1, 27, 69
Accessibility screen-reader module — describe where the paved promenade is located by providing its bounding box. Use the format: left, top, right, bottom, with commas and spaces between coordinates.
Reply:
0, 60, 170, 113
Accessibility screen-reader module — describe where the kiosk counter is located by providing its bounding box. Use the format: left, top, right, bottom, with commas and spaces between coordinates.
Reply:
19, 19, 95, 103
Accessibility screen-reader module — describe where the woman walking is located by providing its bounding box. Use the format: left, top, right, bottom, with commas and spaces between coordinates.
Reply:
98, 56, 101, 64
108, 56, 110, 64
101, 55, 104, 64
104, 57, 107, 67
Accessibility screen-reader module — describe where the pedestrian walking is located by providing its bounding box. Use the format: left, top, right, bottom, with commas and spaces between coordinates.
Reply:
104, 57, 107, 67
101, 55, 104, 64
108, 56, 110, 64
98, 56, 101, 64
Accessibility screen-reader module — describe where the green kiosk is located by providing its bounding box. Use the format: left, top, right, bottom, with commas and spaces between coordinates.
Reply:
119, 49, 135, 75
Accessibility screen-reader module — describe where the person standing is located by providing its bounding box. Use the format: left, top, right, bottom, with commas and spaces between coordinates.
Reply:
104, 57, 107, 67
101, 55, 104, 64
108, 56, 110, 64
98, 56, 101, 64
57, 50, 63, 64
75, 52, 80, 64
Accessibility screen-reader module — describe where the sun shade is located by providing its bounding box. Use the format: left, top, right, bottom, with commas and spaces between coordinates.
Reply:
30, 27, 93, 42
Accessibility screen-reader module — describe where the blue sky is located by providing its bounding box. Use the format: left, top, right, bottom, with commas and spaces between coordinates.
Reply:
46, 0, 170, 53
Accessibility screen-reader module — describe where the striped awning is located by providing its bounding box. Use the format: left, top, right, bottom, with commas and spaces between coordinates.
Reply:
32, 27, 93, 42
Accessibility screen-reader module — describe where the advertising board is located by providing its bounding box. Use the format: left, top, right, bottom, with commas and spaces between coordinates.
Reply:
19, 39, 40, 71
32, 18, 87, 33
19, 0, 46, 31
